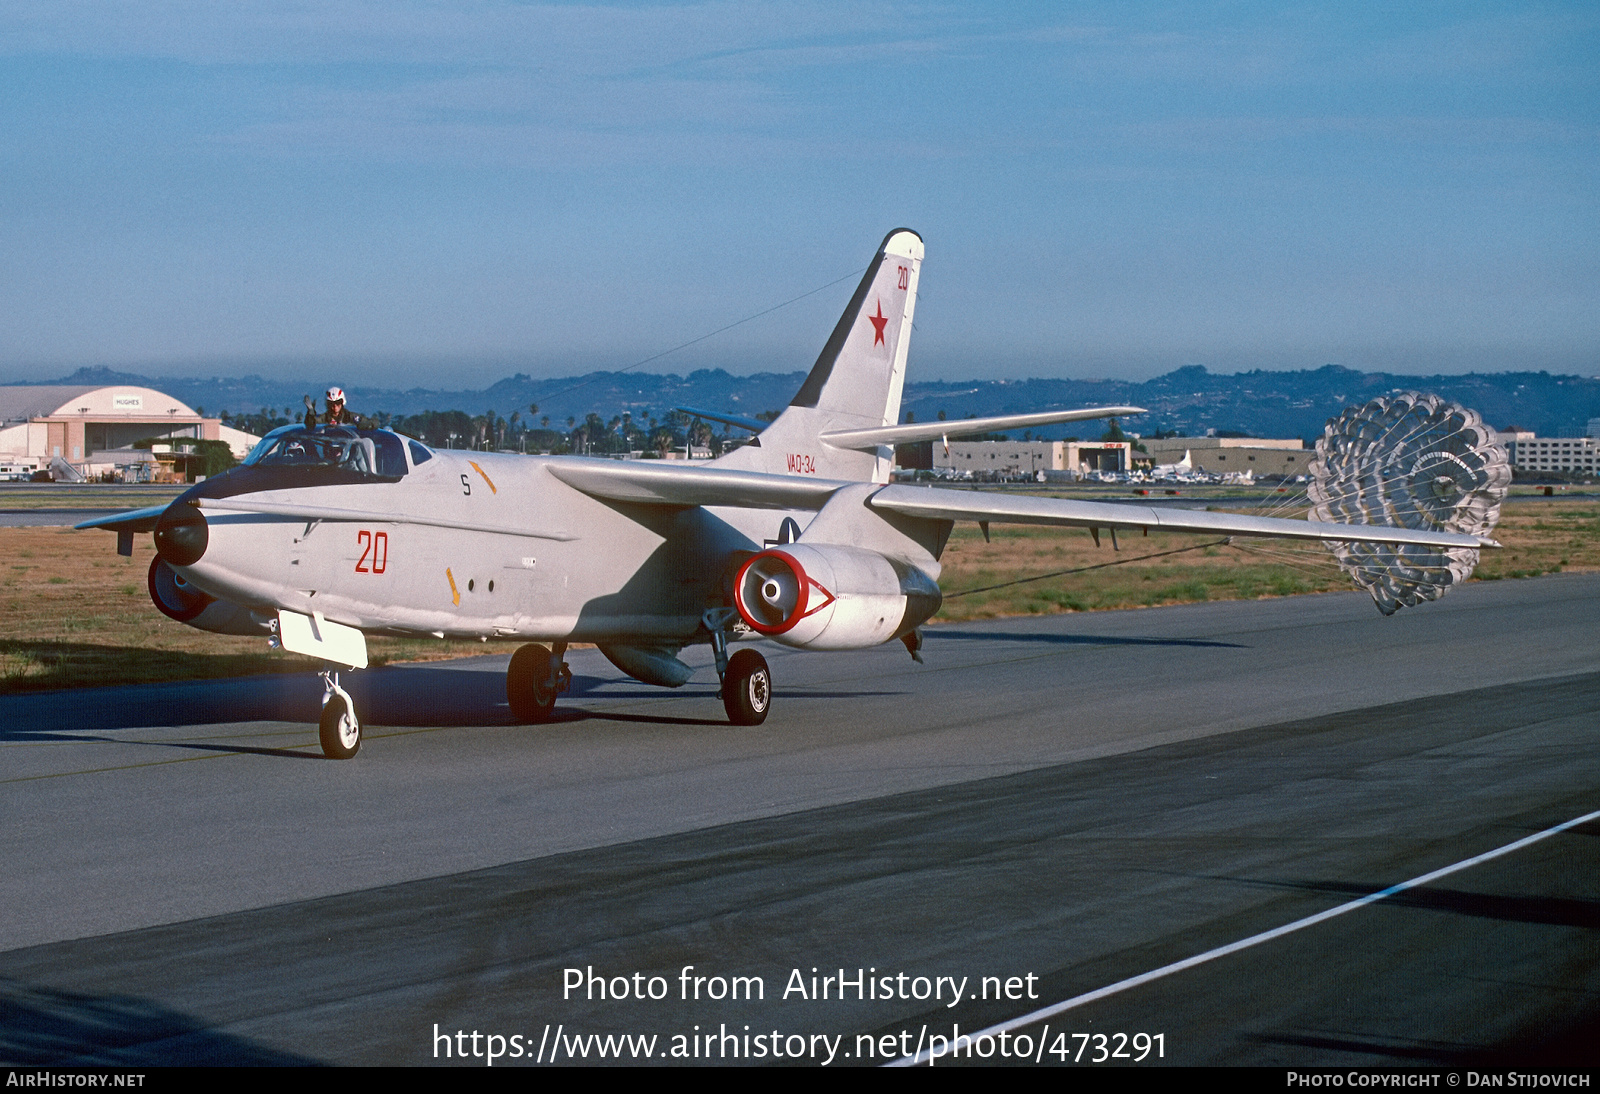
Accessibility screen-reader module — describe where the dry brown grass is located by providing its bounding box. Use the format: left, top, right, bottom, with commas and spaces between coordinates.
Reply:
2, 494, 1593, 692
934, 524, 1337, 621
933, 494, 1600, 622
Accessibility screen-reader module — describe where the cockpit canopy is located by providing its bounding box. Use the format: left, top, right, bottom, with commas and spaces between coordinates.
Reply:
244, 426, 416, 478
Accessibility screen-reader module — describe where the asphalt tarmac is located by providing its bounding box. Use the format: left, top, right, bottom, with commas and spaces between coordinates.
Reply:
3, 574, 1597, 1066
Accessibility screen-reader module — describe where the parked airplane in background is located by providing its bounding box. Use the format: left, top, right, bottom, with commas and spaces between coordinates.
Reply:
80, 229, 1502, 758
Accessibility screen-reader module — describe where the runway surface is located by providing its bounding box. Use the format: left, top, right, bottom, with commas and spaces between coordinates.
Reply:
3, 573, 1597, 1066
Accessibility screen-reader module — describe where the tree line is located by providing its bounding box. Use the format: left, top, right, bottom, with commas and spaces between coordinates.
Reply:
218, 404, 767, 458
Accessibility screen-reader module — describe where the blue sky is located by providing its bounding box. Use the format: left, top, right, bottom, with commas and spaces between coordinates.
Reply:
1, 2, 1595, 386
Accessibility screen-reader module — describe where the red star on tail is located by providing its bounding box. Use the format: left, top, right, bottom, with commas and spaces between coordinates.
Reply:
868, 300, 888, 346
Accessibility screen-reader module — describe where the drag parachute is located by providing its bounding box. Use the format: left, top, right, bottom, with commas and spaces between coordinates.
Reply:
1309, 392, 1510, 615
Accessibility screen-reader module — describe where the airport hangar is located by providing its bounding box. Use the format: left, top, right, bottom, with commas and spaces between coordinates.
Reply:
0, 384, 258, 480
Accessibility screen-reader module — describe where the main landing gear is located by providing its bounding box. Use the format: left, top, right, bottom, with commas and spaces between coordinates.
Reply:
504, 628, 769, 728
707, 611, 770, 726
318, 669, 361, 759
507, 642, 572, 723
722, 648, 771, 725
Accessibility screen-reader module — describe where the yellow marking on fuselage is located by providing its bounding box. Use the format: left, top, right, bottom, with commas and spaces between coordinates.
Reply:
469, 461, 497, 494
446, 567, 460, 606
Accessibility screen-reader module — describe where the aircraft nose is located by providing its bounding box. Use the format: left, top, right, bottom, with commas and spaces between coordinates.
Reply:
154, 500, 208, 567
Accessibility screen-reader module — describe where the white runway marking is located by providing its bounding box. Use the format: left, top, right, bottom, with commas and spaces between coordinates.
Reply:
891, 805, 1600, 1066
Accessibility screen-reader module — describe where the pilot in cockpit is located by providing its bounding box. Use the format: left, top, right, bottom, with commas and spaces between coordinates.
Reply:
304, 387, 361, 429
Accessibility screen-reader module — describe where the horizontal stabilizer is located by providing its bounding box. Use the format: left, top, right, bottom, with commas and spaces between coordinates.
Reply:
868, 485, 1500, 549
674, 406, 766, 433
547, 459, 847, 510
821, 406, 1147, 450
197, 498, 576, 541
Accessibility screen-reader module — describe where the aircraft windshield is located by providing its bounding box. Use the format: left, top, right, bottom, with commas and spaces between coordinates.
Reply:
244, 426, 409, 478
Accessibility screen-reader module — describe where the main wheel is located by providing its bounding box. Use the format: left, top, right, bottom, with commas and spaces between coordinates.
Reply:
722, 649, 771, 726
319, 693, 361, 759
507, 644, 558, 723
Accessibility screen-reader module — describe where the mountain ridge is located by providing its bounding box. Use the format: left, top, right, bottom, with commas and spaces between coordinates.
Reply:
10, 363, 1598, 440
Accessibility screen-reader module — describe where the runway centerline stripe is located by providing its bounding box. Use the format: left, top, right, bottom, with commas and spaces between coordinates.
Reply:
890, 804, 1600, 1067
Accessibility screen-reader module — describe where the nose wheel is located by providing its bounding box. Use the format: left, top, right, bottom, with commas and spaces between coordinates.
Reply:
317, 670, 361, 758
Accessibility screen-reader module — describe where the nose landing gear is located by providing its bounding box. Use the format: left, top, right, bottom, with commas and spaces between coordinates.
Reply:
318, 669, 361, 759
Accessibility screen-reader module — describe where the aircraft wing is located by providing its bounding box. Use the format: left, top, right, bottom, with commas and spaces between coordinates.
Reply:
546, 459, 848, 510
868, 484, 1501, 549
820, 406, 1147, 450
73, 505, 171, 533
195, 498, 577, 541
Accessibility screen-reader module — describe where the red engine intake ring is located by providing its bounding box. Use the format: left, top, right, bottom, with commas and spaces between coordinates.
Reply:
734, 550, 809, 635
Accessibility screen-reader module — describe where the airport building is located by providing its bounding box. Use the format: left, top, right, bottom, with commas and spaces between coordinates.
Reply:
1507, 434, 1600, 474
1137, 436, 1309, 477
931, 439, 1130, 477
0, 384, 259, 480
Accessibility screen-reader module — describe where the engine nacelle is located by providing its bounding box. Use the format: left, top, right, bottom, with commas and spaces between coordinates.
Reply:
147, 557, 272, 636
733, 544, 940, 651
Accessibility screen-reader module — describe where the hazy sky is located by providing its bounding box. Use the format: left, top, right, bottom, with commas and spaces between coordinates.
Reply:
2, 2, 1596, 386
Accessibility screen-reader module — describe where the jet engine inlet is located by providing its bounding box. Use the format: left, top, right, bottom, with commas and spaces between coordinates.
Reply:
735, 551, 809, 634
153, 501, 209, 566
733, 544, 941, 650
148, 556, 213, 622
147, 557, 273, 635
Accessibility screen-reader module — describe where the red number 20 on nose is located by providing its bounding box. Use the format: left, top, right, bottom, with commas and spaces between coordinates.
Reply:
355, 530, 388, 574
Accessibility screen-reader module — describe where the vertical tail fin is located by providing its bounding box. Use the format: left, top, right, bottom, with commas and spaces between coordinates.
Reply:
713, 228, 923, 483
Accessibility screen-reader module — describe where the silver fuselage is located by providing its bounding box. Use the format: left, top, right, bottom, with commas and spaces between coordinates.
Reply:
175, 448, 794, 643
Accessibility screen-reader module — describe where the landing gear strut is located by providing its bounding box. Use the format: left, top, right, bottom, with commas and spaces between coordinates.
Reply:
508, 642, 571, 723
318, 669, 361, 759
706, 609, 770, 726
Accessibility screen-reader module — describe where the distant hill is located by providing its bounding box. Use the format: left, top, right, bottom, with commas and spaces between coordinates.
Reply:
899, 365, 1600, 441
18, 363, 1600, 440
19, 366, 809, 432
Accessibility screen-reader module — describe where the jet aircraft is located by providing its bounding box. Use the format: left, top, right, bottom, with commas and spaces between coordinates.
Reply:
80, 229, 1501, 758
